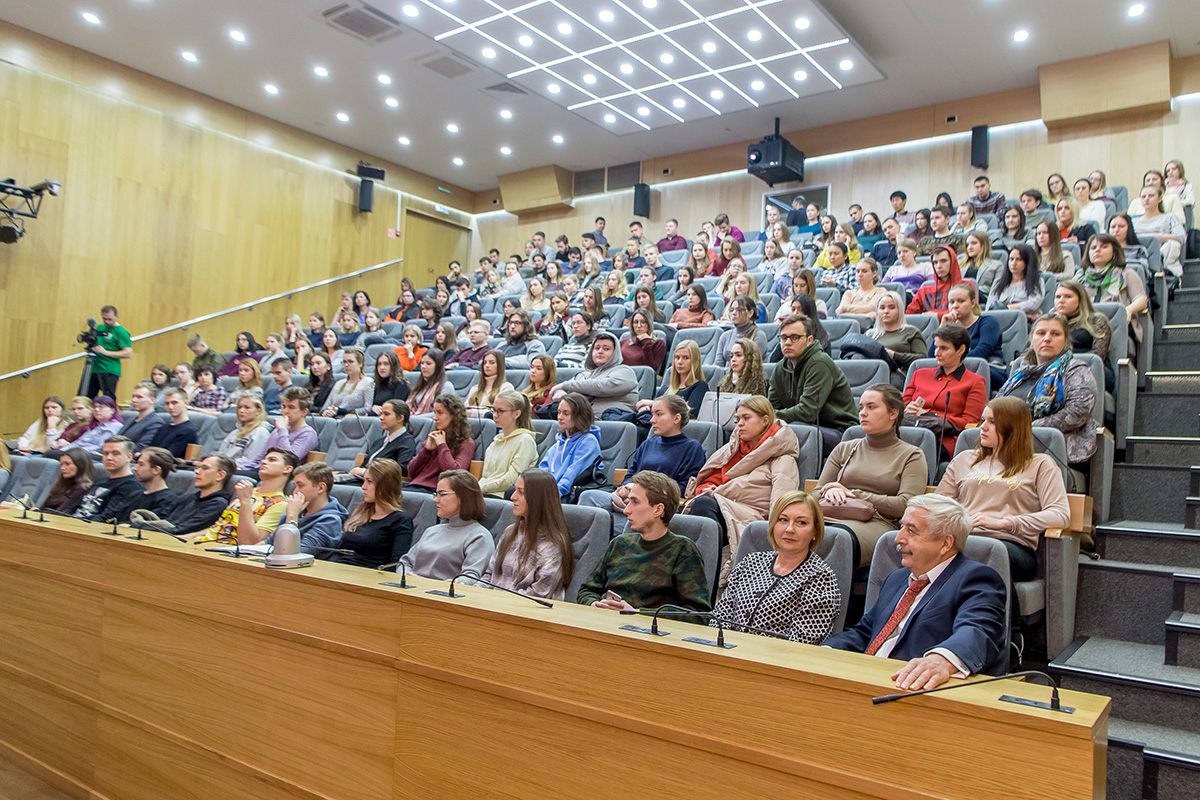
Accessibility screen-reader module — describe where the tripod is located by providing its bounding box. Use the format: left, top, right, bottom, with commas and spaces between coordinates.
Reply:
77, 352, 96, 397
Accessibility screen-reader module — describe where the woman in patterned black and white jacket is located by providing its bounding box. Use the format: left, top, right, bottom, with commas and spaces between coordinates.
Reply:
710, 490, 841, 644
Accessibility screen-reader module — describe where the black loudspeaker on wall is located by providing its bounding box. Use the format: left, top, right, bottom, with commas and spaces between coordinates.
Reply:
359, 178, 374, 213
633, 182, 651, 218
970, 125, 989, 170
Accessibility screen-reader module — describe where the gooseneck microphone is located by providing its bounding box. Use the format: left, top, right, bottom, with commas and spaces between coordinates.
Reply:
620, 605, 788, 648
306, 545, 357, 556
872, 669, 1073, 713
427, 571, 553, 608
377, 560, 413, 589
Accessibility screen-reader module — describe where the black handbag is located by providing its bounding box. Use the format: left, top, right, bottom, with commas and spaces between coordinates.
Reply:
565, 458, 609, 504
837, 333, 899, 372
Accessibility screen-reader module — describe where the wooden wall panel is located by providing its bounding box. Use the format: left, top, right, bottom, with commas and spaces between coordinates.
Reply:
1040, 41, 1172, 126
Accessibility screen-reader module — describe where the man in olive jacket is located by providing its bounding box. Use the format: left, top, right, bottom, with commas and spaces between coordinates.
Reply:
768, 314, 859, 453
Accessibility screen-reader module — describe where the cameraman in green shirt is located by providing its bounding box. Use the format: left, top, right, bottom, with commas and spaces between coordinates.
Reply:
88, 305, 133, 399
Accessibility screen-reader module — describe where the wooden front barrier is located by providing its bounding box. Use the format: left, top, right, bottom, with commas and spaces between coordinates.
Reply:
0, 510, 1109, 800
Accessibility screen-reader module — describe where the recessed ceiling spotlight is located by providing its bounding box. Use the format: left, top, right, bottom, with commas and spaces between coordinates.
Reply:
452, 157, 464, 166
82, 12, 101, 25
794, 69, 807, 81
620, 63, 634, 74
747, 30, 762, 42
378, 74, 391, 85
264, 83, 279, 95
637, 106, 650, 116
519, 34, 534, 47
229, 30, 245, 42
336, 112, 350, 123
482, 47, 496, 59
402, 5, 419, 17
583, 73, 597, 84
642, 0, 658, 8
1128, 4, 1144, 16
604, 113, 617, 123
672, 98, 685, 109
794, 17, 810, 30
599, 10, 615, 23
313, 66, 328, 77
385, 97, 399, 108
838, 59, 852, 71
547, 83, 561, 93
1013, 29, 1029, 43
660, 52, 674, 64
552, 134, 564, 144
702, 41, 717, 54
181, 51, 198, 63
446, 123, 459, 133
750, 80, 764, 91
398, 136, 410, 146
710, 89, 723, 100
557, 22, 572, 35
500, 109, 513, 119
500, 146, 512, 155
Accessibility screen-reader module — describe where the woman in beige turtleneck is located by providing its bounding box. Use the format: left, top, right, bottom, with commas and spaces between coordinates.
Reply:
815, 384, 929, 567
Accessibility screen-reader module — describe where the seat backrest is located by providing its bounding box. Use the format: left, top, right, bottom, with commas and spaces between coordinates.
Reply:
815, 286, 841, 310
562, 504, 614, 601
505, 369, 530, 391
409, 415, 434, 444
1094, 302, 1129, 372
187, 413, 217, 446
446, 369, 478, 397
306, 415, 338, 453
1072, 353, 1105, 429
403, 493, 439, 545
2, 455, 61, 508
468, 418, 498, 461
788, 422, 823, 480
822, 318, 861, 358
531, 418, 558, 457
328, 415, 382, 472
903, 357, 992, 396
199, 412, 240, 455
539, 336, 563, 357
596, 421, 638, 483
673, 327, 720, 364
630, 365, 658, 400
906, 313, 940, 344
365, 343, 395, 369
841, 425, 938, 484
734, 520, 855, 635
1060, 243, 1081, 270
981, 310, 1028, 363
669, 514, 720, 599
955, 426, 1070, 487
167, 469, 198, 497
682, 420, 725, 458
481, 497, 516, 542
1040, 272, 1058, 314
330, 485, 364, 517
832, 358, 889, 399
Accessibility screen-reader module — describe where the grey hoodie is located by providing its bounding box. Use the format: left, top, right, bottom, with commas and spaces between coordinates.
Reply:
559, 331, 639, 414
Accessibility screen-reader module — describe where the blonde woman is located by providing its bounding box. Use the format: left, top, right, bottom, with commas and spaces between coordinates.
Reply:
720, 271, 767, 323
216, 395, 271, 470
602, 269, 628, 305
466, 351, 514, 411
836, 259, 886, 318
960, 230, 1001, 290
17, 396, 67, 453
523, 277, 551, 312
479, 392, 539, 497
225, 358, 265, 407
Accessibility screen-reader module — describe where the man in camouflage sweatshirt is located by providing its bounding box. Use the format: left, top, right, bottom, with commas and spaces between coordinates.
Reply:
577, 471, 711, 613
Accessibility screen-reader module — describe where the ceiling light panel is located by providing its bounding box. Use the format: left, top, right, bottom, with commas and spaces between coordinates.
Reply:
408, 0, 880, 133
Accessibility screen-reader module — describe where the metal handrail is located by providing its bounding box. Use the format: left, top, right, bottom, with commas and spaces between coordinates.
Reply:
0, 257, 403, 382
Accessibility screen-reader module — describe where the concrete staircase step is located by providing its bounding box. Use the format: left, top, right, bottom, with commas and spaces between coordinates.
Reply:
1167, 299, 1200, 325
1110, 464, 1192, 525
1145, 370, 1200, 392
1108, 719, 1200, 800
1075, 559, 1178, 645
1175, 574, 1200, 616
1051, 638, 1200, 736
1096, 522, 1200, 569
1125, 436, 1200, 468
1132, 394, 1199, 437
1165, 612, 1200, 668
1161, 324, 1200, 343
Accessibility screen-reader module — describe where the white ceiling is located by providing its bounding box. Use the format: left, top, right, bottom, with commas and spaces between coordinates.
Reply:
5, 1, 1199, 193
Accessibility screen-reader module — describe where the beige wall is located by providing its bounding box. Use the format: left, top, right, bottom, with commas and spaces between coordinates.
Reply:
0, 22, 477, 432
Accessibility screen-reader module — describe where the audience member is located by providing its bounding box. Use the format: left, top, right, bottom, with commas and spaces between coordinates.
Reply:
408, 350, 453, 416
873, 218, 902, 266
306, 353, 335, 411
1073, 178, 1108, 229
306, 313, 328, 348
248, 387, 318, 475
538, 392, 604, 499
1055, 197, 1096, 245
968, 175, 1006, 218
656, 218, 687, 252
121, 446, 179, 523
906, 247, 963, 318
330, 459, 413, 569
909, 209, 933, 244
466, 351, 513, 411
622, 310, 666, 372
1129, 170, 1186, 223
578, 470, 711, 612
216, 395, 271, 470
41, 448, 94, 515
216, 332, 263, 378
72, 396, 124, 454
1133, 182, 1186, 277
407, 394, 475, 493
903, 324, 988, 459
769, 314, 858, 452
1163, 160, 1194, 214
16, 396, 66, 454
669, 286, 715, 329
225, 358, 264, 407
883, 239, 934, 295
147, 364, 173, 410
399, 470, 495, 580
865, 291, 928, 384
186, 448, 295, 543
321, 327, 344, 360
483, 470, 575, 600
916, 206, 966, 256
554, 333, 639, 415
75, 437, 141, 522
1046, 173, 1068, 203
997, 313, 1097, 464
823, 494, 1008, 689
1078, 233, 1147, 344
263, 357, 295, 413
716, 297, 768, 369
188, 334, 227, 377
522, 354, 559, 415
837, 259, 886, 317
393, 325, 428, 372
56, 395, 93, 447
1021, 190, 1052, 229
173, 362, 199, 402
116, 384, 164, 449
718, 336, 769, 397
1055, 280, 1114, 386
952, 202, 988, 236
713, 491, 841, 643
637, 340, 709, 420
266, 462, 349, 551
986, 243, 1043, 321
348, 399, 416, 480
537, 293, 571, 341
148, 388, 199, 458
497, 309, 546, 369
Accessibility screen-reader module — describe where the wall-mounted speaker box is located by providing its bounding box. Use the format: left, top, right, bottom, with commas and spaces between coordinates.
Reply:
633, 183, 652, 218
970, 125, 989, 170
359, 178, 374, 213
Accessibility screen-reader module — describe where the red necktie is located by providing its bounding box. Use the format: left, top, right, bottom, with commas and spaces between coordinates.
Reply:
865, 576, 931, 656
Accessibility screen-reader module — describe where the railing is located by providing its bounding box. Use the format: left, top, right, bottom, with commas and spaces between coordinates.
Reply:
0, 258, 402, 382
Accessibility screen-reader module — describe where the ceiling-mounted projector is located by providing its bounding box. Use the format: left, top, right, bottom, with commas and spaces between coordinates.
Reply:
747, 118, 804, 187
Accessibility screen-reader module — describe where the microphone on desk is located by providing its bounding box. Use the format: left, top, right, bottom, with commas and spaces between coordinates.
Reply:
871, 669, 1072, 713
620, 605, 785, 648
307, 545, 357, 556
426, 571, 554, 608
127, 510, 187, 542
377, 560, 413, 588
11, 494, 34, 519
31, 503, 98, 527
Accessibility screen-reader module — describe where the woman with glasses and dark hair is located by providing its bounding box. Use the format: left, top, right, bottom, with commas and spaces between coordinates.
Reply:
398, 469, 494, 580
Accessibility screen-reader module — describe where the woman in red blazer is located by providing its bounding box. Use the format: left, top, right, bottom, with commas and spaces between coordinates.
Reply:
902, 322, 987, 459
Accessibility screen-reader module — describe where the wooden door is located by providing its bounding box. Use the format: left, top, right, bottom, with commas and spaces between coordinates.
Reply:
403, 210, 470, 289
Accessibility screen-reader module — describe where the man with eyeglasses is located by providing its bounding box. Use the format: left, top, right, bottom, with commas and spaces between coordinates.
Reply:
768, 314, 858, 454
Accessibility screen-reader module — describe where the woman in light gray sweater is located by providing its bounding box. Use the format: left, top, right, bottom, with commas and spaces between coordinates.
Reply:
399, 469, 495, 581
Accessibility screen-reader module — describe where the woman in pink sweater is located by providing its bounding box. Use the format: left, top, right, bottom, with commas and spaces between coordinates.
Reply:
936, 396, 1069, 581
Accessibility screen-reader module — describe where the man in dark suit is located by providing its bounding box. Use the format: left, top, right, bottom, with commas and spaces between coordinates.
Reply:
824, 494, 1006, 691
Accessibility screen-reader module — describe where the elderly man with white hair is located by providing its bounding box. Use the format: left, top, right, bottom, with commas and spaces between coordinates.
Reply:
824, 494, 1007, 690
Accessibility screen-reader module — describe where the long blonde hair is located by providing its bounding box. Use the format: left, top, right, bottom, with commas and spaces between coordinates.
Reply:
667, 340, 704, 394
235, 395, 268, 439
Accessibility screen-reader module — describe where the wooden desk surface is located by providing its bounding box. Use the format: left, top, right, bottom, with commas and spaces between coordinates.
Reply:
0, 508, 1109, 800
